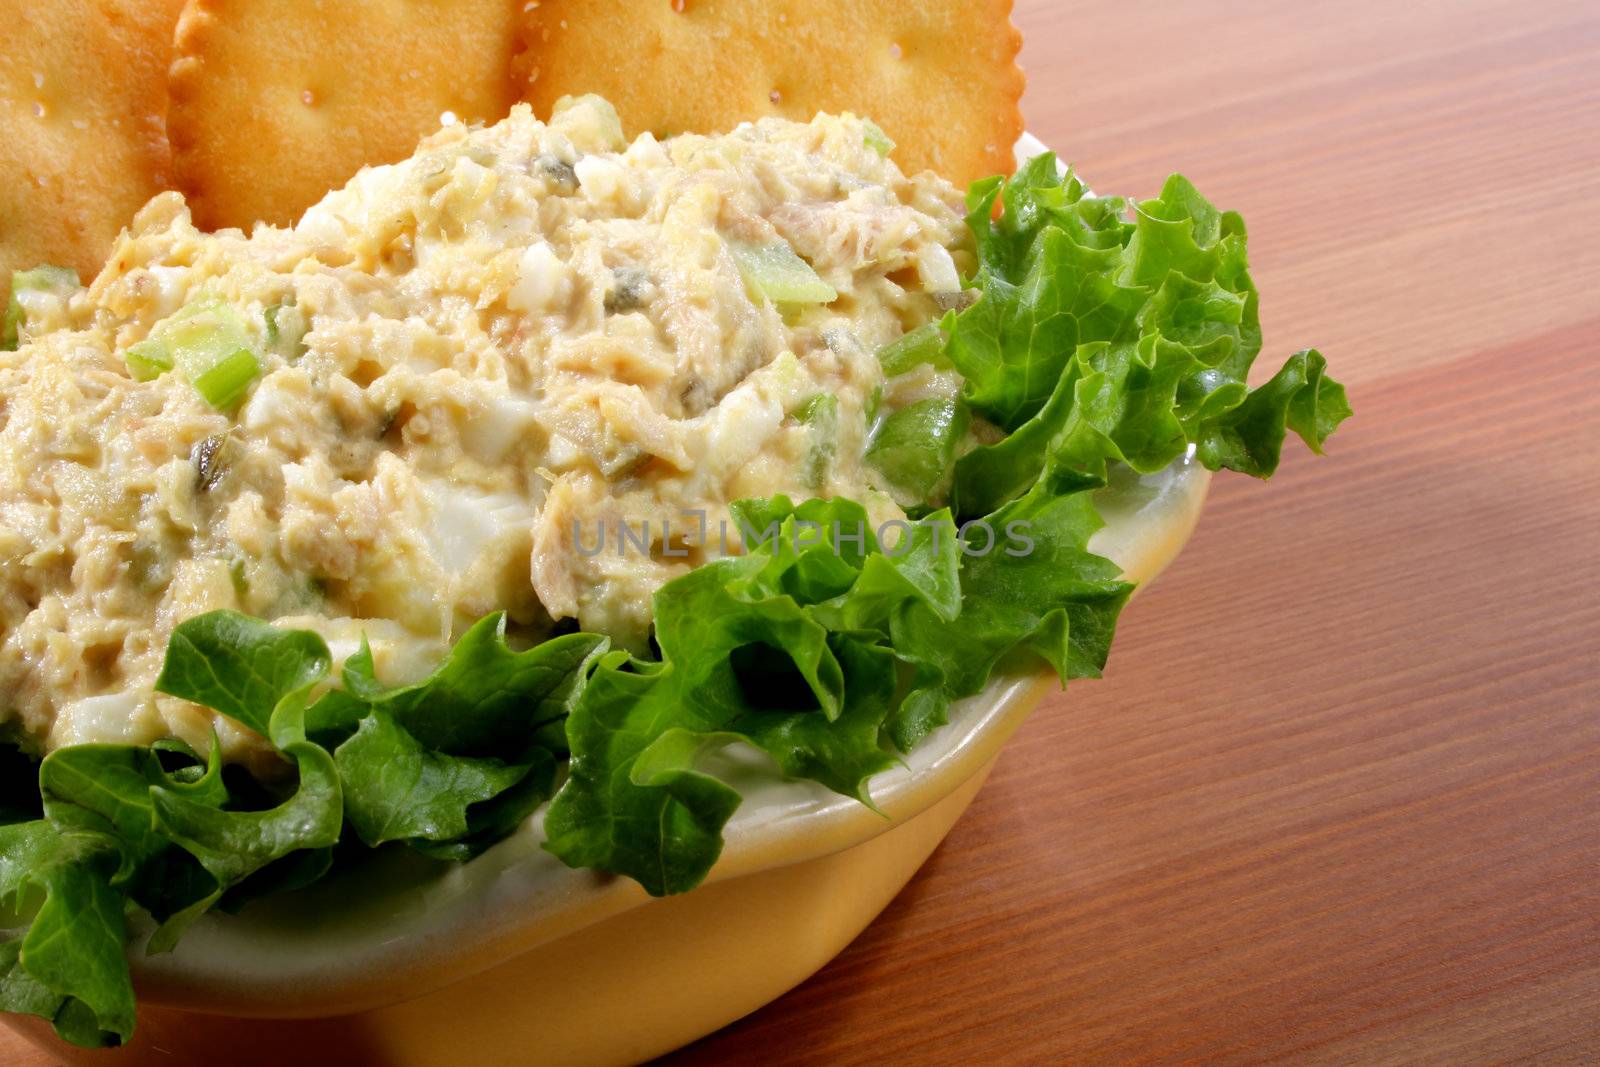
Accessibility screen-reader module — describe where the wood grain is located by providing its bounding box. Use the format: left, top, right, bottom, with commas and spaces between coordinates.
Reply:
5, 1, 1597, 1064
657, 1, 1600, 1064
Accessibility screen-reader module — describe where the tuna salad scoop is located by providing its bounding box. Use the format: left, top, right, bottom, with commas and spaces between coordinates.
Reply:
0, 97, 973, 762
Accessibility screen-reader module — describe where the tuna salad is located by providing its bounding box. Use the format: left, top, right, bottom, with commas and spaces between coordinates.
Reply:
0, 98, 971, 762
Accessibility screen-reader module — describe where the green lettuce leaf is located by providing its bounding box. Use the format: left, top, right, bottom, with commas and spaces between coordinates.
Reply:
954, 334, 1194, 516
0, 940, 63, 1030
1194, 347, 1348, 475
948, 156, 1147, 431
732, 635, 900, 800
889, 467, 1131, 750
150, 742, 341, 887
406, 749, 559, 863
18, 853, 135, 1044
155, 610, 601, 863
38, 745, 222, 881
37, 744, 225, 940
542, 549, 859, 893
0, 826, 131, 1047
543, 498, 969, 893
732, 496, 962, 630
156, 612, 331, 736
946, 156, 1350, 519
212, 847, 333, 918
335, 714, 534, 847
304, 616, 605, 755
865, 396, 970, 507
543, 655, 745, 896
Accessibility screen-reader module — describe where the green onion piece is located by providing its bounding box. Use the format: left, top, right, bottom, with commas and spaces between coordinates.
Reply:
728, 241, 837, 306
862, 119, 896, 157
164, 301, 262, 410
188, 349, 260, 411
124, 339, 173, 382
877, 321, 950, 376
3, 265, 81, 350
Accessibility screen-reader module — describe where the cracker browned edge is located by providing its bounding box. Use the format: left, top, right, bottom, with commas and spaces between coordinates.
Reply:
166, 0, 226, 230
990, 0, 1027, 178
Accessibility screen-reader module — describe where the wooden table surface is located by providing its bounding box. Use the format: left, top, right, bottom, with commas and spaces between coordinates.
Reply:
6, 1, 1597, 1065
664, 1, 1600, 1064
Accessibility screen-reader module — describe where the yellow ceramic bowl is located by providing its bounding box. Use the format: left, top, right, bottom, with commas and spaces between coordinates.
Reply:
7, 456, 1209, 1066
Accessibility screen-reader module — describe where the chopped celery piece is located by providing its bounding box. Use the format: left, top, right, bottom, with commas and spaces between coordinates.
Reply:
263, 301, 308, 359
3, 265, 80, 350
795, 394, 838, 490
164, 301, 262, 410
188, 349, 260, 411
866, 396, 969, 505
124, 339, 173, 382
862, 119, 896, 157
877, 321, 951, 376
729, 241, 837, 305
